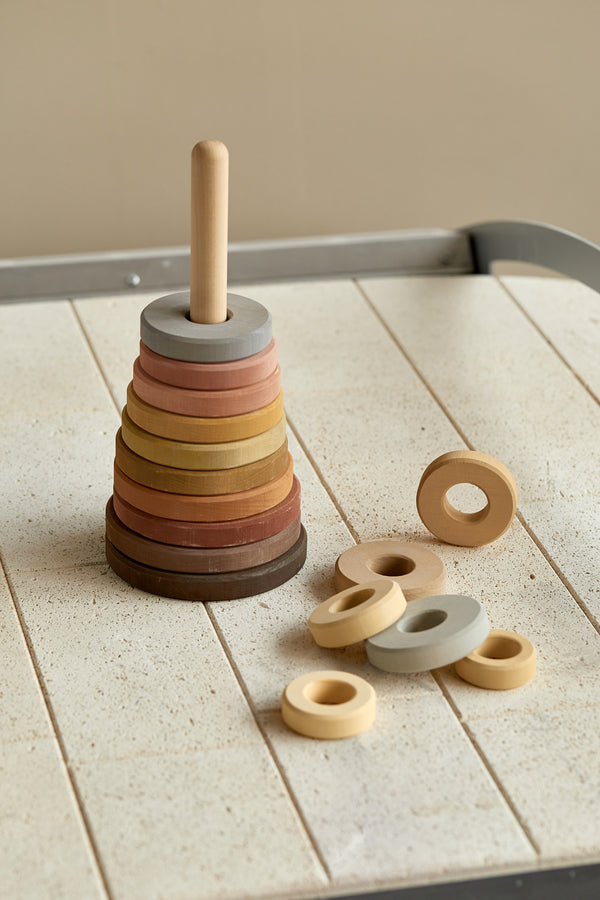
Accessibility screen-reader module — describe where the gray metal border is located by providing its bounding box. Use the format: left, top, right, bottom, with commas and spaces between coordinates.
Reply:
0, 230, 473, 303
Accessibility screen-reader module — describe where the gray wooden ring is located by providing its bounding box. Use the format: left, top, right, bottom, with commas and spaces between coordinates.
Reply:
140, 291, 272, 363
366, 594, 490, 673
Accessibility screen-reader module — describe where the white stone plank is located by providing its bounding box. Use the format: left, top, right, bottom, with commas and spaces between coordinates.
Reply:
72, 746, 327, 900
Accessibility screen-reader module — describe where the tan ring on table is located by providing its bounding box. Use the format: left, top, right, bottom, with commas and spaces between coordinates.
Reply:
455, 629, 536, 690
308, 580, 407, 648
126, 383, 284, 443
138, 338, 279, 391
132, 357, 281, 417
334, 540, 446, 602
112, 476, 302, 548
106, 497, 301, 573
115, 428, 289, 495
416, 450, 518, 547
113, 454, 294, 522
281, 670, 376, 740
121, 407, 287, 470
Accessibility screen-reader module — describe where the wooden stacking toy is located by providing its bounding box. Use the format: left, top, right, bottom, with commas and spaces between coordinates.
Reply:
281, 671, 376, 739
106, 141, 307, 600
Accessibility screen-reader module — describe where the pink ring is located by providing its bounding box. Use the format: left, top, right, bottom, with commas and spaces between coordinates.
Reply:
138, 338, 278, 391
132, 357, 281, 417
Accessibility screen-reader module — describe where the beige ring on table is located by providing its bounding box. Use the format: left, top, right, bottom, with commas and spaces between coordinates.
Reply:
115, 429, 289, 495
132, 357, 281, 417
281, 671, 376, 740
455, 629, 536, 690
113, 454, 293, 522
308, 580, 406, 648
138, 338, 279, 391
121, 408, 287, 470
126, 383, 284, 443
416, 450, 518, 547
334, 540, 446, 602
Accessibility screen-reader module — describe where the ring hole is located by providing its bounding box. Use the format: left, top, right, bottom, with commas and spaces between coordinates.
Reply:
446, 483, 488, 515
185, 308, 233, 323
398, 609, 448, 633
304, 679, 358, 706
476, 636, 522, 660
368, 555, 415, 577
330, 588, 375, 614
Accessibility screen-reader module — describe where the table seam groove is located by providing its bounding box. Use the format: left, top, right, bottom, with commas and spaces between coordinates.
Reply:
204, 603, 333, 883
70, 301, 122, 417
0, 552, 114, 900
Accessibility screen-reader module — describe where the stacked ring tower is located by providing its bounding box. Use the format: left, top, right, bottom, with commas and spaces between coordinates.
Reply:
105, 141, 307, 600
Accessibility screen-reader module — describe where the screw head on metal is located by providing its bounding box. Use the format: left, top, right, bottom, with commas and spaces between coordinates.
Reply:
125, 273, 142, 288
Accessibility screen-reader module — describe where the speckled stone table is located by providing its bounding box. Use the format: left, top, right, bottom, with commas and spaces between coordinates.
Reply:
1, 275, 599, 900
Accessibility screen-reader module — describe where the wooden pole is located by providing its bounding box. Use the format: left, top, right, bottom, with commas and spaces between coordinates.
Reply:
190, 140, 229, 324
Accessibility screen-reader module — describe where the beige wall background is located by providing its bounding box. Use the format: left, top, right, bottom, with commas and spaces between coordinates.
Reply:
2, 0, 599, 259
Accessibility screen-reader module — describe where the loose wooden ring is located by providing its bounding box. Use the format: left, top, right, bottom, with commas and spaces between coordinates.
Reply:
308, 580, 406, 648
126, 383, 284, 444
113, 454, 293, 522
115, 429, 289, 496
416, 450, 518, 547
106, 498, 301, 574
132, 357, 281, 418
335, 540, 446, 602
121, 408, 287, 470
138, 338, 278, 391
455, 630, 536, 690
112, 476, 302, 548
281, 671, 376, 740
366, 594, 490, 674
106, 525, 307, 602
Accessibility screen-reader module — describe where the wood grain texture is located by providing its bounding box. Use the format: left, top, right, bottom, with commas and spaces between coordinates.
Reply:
126, 382, 284, 443
106, 497, 301, 574
105, 525, 307, 601
112, 476, 302, 548
115, 429, 289, 495
138, 338, 278, 391
132, 357, 281, 417
190, 140, 228, 325
416, 450, 518, 547
113, 454, 294, 522
120, 407, 287, 470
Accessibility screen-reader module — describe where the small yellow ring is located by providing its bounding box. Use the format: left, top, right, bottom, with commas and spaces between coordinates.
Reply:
455, 629, 536, 690
308, 579, 406, 648
281, 671, 376, 739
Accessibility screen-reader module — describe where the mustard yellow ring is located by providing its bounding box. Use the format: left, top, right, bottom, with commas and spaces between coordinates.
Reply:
281, 671, 376, 739
308, 579, 406, 648
455, 629, 536, 690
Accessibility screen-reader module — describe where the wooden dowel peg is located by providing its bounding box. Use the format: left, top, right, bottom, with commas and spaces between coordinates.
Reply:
190, 140, 229, 324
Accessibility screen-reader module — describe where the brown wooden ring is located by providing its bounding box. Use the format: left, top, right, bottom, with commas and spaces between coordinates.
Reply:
115, 429, 289, 496
121, 407, 287, 470
126, 383, 284, 444
112, 477, 302, 548
106, 497, 301, 574
105, 525, 308, 601
138, 338, 279, 391
416, 450, 518, 547
132, 357, 282, 418
113, 455, 294, 522
334, 540, 446, 602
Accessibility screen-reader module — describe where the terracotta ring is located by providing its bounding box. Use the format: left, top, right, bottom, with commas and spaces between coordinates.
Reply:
112, 477, 302, 548
115, 429, 289, 496
416, 450, 518, 547
113, 454, 294, 522
126, 383, 284, 443
455, 630, 536, 690
132, 357, 281, 418
308, 580, 406, 648
120, 408, 287, 470
105, 525, 307, 601
334, 540, 446, 602
106, 498, 301, 574
281, 671, 376, 739
366, 594, 490, 673
139, 338, 279, 391
140, 292, 272, 363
